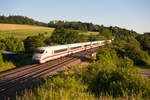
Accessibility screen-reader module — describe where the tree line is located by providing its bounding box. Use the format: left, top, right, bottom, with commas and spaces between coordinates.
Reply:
0, 15, 47, 26
48, 20, 138, 39
0, 15, 138, 39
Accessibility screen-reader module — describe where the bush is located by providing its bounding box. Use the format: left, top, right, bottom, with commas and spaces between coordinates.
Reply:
0, 53, 4, 67
89, 67, 150, 98
24, 34, 45, 52
48, 75, 84, 92
99, 29, 112, 39
96, 47, 120, 67
119, 56, 134, 68
1, 37, 24, 52
109, 39, 150, 65
50, 28, 81, 44
80, 62, 103, 85
0, 42, 6, 50
136, 35, 150, 54
125, 45, 149, 65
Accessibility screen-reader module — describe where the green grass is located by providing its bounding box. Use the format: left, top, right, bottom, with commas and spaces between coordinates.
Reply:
0, 24, 99, 39
79, 31, 99, 35
0, 24, 55, 39
0, 61, 16, 72
0, 28, 54, 39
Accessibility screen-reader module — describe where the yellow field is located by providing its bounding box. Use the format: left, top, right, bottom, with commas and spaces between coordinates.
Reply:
0, 24, 53, 30
0, 24, 55, 39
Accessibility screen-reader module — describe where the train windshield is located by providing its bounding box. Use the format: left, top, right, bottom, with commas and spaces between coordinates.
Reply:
35, 49, 45, 54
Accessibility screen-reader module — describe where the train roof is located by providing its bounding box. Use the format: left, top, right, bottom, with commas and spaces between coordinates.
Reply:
36, 40, 108, 50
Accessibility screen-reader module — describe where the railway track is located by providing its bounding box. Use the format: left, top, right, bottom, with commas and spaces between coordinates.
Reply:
0, 49, 93, 99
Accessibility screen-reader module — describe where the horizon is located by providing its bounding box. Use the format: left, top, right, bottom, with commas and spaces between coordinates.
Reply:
0, 0, 150, 34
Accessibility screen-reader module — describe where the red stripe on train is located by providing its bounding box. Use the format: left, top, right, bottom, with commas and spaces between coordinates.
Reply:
40, 44, 103, 61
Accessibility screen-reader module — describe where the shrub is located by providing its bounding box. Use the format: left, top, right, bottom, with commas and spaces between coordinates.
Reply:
0, 53, 4, 67
96, 47, 120, 67
0, 42, 6, 50
119, 56, 134, 68
89, 67, 150, 98
125, 45, 149, 65
24, 34, 45, 52
48, 75, 84, 92
136, 35, 150, 54
99, 28, 112, 39
80, 62, 103, 85
1, 37, 24, 52
50, 28, 81, 44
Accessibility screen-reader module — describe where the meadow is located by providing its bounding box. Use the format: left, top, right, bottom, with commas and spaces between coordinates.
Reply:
0, 24, 55, 39
0, 24, 99, 40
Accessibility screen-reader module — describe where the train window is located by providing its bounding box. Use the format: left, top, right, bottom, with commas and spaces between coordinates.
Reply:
35, 49, 45, 54
54, 48, 67, 54
70, 46, 81, 50
85, 44, 90, 47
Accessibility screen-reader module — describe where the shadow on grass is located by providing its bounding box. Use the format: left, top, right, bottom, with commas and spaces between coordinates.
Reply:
2, 53, 33, 68
136, 65, 150, 70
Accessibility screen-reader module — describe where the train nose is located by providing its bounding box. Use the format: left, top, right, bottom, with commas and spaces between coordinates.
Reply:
32, 54, 42, 60
32, 54, 42, 64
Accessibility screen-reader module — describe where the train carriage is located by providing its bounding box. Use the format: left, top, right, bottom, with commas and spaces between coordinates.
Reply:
32, 40, 111, 64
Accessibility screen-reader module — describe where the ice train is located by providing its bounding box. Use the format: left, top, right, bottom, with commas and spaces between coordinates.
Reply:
32, 40, 111, 64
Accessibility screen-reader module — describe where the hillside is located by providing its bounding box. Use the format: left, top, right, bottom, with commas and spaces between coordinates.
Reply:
0, 24, 55, 39
0, 24, 99, 39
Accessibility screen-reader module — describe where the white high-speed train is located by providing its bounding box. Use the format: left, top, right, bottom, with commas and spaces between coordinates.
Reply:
32, 40, 111, 64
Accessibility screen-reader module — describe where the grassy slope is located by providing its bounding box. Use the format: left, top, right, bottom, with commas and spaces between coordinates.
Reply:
0, 24, 55, 39
0, 24, 99, 39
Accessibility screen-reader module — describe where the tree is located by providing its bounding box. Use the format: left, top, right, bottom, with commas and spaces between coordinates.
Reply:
136, 35, 150, 53
24, 34, 45, 52
99, 29, 112, 39
2, 37, 24, 52
50, 28, 81, 44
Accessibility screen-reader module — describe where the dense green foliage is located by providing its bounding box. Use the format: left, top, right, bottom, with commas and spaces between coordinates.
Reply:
88, 44, 150, 98
0, 36, 24, 52
0, 53, 4, 67
48, 20, 101, 32
48, 28, 105, 45
136, 34, 150, 54
49, 28, 82, 44
89, 67, 150, 97
99, 28, 112, 39
48, 21, 138, 39
110, 27, 138, 41
105, 39, 150, 65
24, 34, 46, 52
0, 15, 47, 26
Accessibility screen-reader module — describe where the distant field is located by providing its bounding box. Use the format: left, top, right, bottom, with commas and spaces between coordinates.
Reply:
0, 24, 55, 39
79, 31, 99, 35
0, 24, 99, 39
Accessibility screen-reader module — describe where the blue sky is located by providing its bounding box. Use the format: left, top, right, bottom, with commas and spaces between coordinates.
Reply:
0, 0, 150, 33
